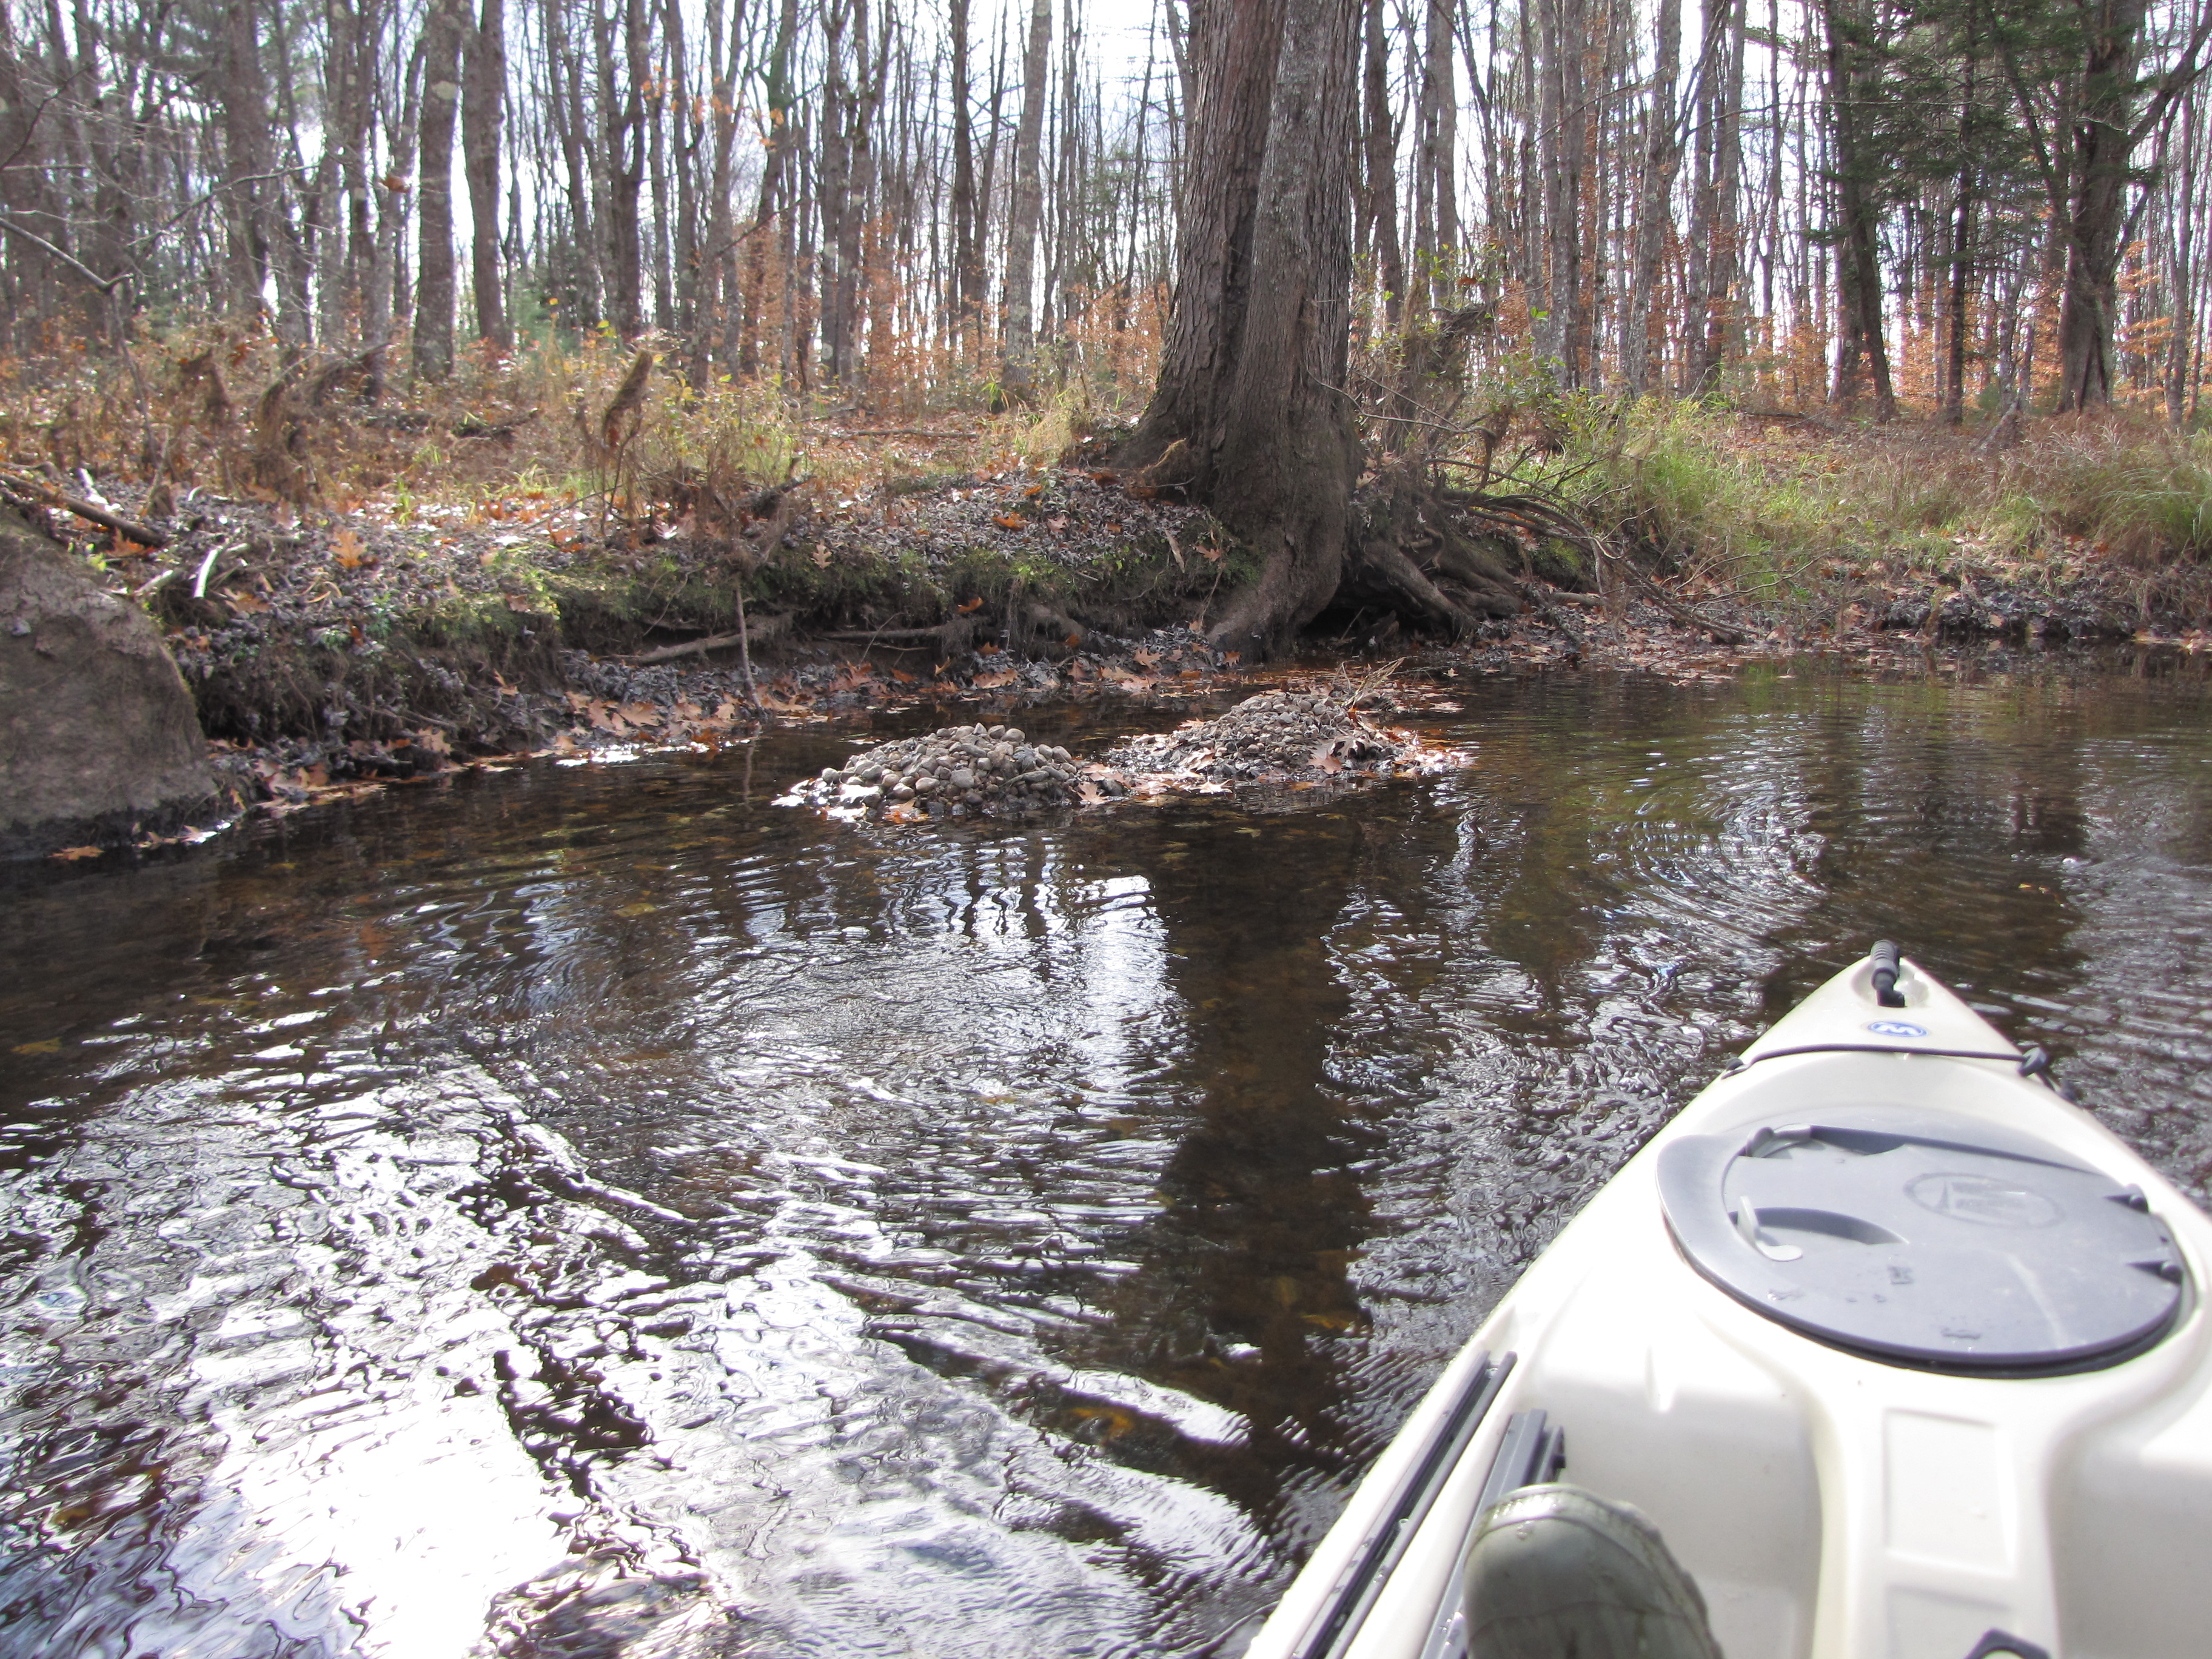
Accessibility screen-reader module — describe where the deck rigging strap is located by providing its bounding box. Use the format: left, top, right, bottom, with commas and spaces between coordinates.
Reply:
1290, 1350, 1514, 1659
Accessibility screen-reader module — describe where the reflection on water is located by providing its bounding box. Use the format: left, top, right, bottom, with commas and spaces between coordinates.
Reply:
5, 660, 2212, 1656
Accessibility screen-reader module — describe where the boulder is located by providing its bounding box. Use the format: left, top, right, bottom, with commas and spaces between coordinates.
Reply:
1, 508, 220, 857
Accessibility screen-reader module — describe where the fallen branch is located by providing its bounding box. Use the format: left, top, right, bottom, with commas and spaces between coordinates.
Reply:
0, 469, 168, 547
625, 612, 791, 663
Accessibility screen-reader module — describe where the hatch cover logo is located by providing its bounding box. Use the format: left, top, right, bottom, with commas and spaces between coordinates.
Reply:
1866, 1019, 1928, 1039
1908, 1172, 2062, 1228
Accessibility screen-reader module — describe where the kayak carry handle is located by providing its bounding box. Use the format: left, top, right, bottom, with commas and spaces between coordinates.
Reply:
1869, 940, 1907, 1007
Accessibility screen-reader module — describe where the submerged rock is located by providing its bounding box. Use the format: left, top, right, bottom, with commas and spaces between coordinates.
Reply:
1, 509, 221, 857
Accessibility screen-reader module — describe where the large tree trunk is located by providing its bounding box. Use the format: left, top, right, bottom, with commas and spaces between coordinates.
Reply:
738, 0, 799, 375
950, 0, 981, 352
1944, 40, 1979, 427
1689, 0, 1745, 391
1621, 0, 1681, 394
461, 0, 507, 350
1822, 0, 1894, 418
222, 0, 276, 323
598, 0, 649, 340
412, 0, 462, 382
1538, 0, 1586, 381
1361, 0, 1404, 327
2057, 0, 2147, 411
1121, 0, 1361, 657
2168, 87, 2199, 426
999, 0, 1054, 404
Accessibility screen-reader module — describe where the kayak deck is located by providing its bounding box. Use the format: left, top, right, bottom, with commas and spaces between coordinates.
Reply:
1248, 951, 2212, 1659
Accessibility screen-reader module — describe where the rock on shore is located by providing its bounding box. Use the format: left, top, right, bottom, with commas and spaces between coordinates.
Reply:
2, 508, 221, 857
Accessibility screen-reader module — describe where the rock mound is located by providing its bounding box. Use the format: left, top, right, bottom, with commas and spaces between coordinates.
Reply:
787, 723, 1114, 819
1101, 691, 1427, 789
2, 509, 221, 857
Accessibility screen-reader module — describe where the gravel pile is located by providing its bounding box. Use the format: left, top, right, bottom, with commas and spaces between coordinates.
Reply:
789, 722, 1113, 817
1102, 691, 1418, 784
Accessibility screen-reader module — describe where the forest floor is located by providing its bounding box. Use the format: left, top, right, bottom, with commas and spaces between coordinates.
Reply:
9, 349, 2211, 833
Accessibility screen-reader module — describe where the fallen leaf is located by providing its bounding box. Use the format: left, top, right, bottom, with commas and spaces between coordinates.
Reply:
332, 527, 367, 568
973, 669, 1017, 689
12, 1037, 62, 1051
1133, 649, 1160, 666
977, 642, 999, 655
811, 545, 832, 568
504, 592, 535, 612
957, 596, 985, 612
1046, 515, 1067, 531
1024, 484, 1044, 499
1089, 469, 1119, 484
1311, 741, 1344, 774
1222, 652, 1242, 665
226, 589, 269, 614
1201, 543, 1224, 563
994, 514, 1027, 530
49, 846, 102, 861
891, 668, 916, 683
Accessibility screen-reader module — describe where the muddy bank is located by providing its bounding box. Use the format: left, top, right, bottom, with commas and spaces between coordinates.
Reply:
12, 463, 2202, 845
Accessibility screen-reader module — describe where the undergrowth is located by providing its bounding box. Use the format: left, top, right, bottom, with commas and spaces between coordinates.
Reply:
1536, 401, 2212, 619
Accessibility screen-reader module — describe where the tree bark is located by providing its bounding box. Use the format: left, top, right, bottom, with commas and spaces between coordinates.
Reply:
1622, 0, 1681, 394
222, 0, 276, 322
461, 0, 508, 349
1822, 0, 1894, 418
597, 0, 649, 340
2057, 0, 2147, 411
1122, 0, 1361, 657
1690, 0, 1744, 391
950, 0, 980, 351
1361, 0, 1403, 327
412, 0, 462, 382
739, 0, 800, 375
1540, 0, 1587, 380
999, 0, 1054, 403
1944, 39, 1979, 427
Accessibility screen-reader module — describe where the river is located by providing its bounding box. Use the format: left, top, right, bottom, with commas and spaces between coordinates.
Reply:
5, 655, 2211, 1657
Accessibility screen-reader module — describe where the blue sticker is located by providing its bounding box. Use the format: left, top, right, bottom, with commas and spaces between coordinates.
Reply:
1866, 1019, 1928, 1039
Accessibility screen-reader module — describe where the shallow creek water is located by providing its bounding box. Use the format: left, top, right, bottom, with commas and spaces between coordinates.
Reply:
6, 660, 2212, 1658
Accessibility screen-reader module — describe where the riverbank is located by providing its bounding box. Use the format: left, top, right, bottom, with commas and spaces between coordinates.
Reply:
17, 453, 2206, 841
10, 343, 2212, 839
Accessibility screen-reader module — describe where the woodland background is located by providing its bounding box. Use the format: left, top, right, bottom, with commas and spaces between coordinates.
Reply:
7, 0, 2212, 426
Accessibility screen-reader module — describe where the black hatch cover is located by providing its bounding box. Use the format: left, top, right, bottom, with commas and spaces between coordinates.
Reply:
1657, 1105, 2187, 1372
